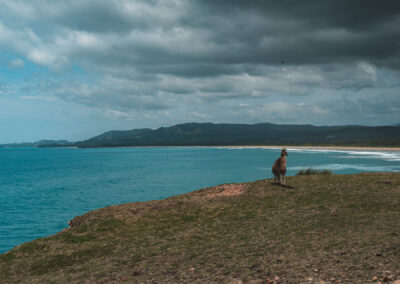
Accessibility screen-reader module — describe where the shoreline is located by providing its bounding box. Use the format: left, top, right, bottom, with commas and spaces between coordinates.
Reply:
71, 145, 400, 151
124, 145, 400, 151
213, 145, 400, 151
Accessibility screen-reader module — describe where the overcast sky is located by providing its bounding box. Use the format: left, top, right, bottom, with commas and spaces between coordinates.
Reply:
0, 0, 399, 143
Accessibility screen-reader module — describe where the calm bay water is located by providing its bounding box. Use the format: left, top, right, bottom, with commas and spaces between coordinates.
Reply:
1, 146, 400, 253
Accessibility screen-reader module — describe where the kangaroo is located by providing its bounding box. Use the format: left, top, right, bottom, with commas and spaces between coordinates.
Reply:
272, 148, 288, 186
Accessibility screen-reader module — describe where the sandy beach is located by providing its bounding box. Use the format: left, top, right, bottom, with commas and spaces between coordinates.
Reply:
216, 145, 400, 151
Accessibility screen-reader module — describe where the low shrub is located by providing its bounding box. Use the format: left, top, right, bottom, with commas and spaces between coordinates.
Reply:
296, 167, 332, 176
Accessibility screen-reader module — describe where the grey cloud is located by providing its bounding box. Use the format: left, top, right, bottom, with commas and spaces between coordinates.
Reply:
50, 77, 176, 111
202, 0, 400, 30
0, 0, 399, 126
8, 58, 25, 68
330, 91, 400, 115
190, 0, 400, 66
2, 0, 399, 69
5, 0, 398, 72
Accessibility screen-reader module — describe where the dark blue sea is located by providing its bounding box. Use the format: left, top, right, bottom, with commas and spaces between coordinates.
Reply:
1, 147, 400, 253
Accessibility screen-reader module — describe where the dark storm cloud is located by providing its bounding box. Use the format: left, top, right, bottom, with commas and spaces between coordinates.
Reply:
1, 0, 399, 125
197, 0, 400, 66
6, 0, 396, 73
203, 0, 400, 26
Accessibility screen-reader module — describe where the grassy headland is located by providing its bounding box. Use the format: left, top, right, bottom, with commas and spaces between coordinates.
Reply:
1, 173, 400, 283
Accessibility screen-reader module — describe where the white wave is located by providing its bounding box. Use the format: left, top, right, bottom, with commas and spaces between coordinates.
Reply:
254, 167, 271, 171
214, 146, 244, 150
288, 163, 400, 172
285, 148, 400, 161
286, 148, 342, 153
342, 151, 400, 161
214, 146, 400, 161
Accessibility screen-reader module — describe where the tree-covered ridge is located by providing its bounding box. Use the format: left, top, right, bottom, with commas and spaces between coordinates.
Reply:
74, 123, 400, 147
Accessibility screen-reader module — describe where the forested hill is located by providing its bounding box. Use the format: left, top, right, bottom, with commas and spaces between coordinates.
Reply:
71, 123, 400, 148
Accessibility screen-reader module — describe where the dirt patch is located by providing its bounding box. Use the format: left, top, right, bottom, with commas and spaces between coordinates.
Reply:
205, 184, 247, 198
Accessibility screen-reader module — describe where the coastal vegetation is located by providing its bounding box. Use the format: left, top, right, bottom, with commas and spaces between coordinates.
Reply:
34, 122, 400, 148
1, 173, 399, 282
74, 123, 400, 148
296, 168, 333, 176
2, 123, 400, 148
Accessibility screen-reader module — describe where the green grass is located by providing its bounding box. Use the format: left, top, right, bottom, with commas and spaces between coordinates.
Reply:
1, 173, 400, 283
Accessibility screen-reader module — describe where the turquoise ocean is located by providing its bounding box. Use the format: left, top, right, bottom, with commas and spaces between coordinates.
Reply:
1, 147, 400, 253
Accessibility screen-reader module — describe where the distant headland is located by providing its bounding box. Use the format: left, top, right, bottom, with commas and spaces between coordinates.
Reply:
2, 122, 400, 149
